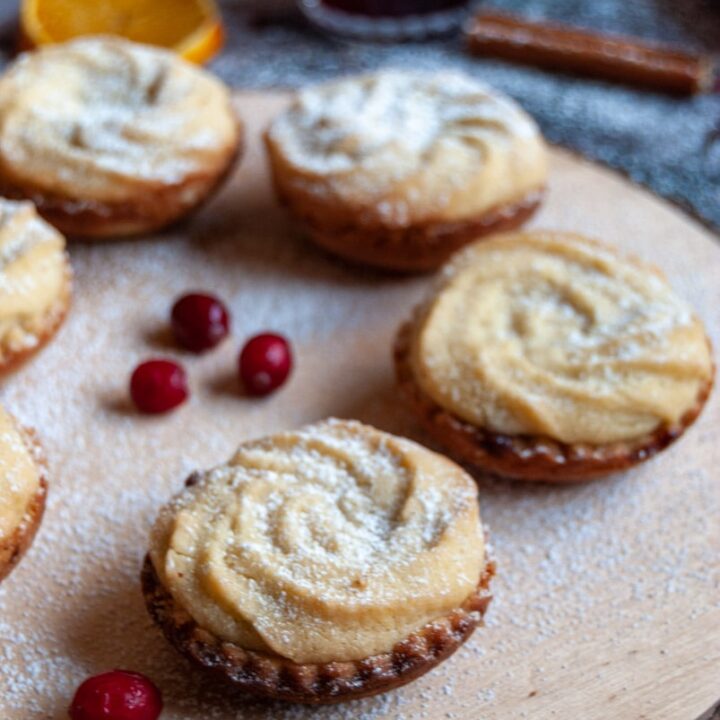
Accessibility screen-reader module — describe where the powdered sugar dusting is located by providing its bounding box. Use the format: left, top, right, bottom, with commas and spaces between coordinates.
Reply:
0, 96, 717, 719
0, 37, 238, 200
414, 231, 713, 445
0, 199, 69, 359
268, 70, 541, 175
150, 417, 482, 663
266, 70, 547, 229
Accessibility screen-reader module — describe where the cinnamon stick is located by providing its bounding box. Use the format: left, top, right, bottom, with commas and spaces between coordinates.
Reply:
466, 12, 714, 95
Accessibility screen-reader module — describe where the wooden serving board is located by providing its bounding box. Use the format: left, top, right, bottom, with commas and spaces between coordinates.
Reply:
0, 92, 718, 720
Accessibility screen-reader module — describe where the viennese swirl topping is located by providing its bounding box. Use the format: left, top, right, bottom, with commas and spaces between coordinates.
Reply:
150, 419, 485, 664
0, 406, 41, 539
266, 71, 547, 226
0, 199, 68, 357
410, 232, 714, 445
0, 37, 239, 204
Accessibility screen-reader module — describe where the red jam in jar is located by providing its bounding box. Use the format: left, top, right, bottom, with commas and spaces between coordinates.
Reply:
299, 0, 471, 39
320, 0, 469, 18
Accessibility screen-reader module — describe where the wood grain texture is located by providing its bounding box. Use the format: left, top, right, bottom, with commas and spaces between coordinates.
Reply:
0, 92, 717, 720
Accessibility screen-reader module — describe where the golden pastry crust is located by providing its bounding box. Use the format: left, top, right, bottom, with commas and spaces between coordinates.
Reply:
0, 200, 72, 374
141, 553, 494, 704
265, 71, 547, 271
405, 232, 714, 448
0, 37, 242, 238
149, 419, 486, 663
0, 144, 242, 239
0, 284, 71, 376
0, 426, 48, 583
395, 319, 714, 482
273, 179, 543, 272
145, 419, 493, 700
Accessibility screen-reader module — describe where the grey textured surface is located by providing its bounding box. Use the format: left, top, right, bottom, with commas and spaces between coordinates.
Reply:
209, 0, 720, 230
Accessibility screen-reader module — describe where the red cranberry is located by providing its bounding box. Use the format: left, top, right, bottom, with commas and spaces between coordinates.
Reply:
171, 292, 230, 353
130, 359, 188, 414
239, 333, 293, 396
69, 670, 162, 720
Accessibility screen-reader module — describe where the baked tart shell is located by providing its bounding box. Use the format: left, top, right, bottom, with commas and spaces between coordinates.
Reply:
267, 161, 543, 273
141, 553, 495, 704
0, 427, 48, 582
394, 321, 715, 483
0, 261, 72, 376
0, 132, 243, 240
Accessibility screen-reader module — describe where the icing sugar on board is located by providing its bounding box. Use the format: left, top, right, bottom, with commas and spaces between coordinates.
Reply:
0, 92, 718, 720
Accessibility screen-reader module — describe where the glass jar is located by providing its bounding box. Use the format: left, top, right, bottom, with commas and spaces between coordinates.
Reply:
297, 0, 474, 40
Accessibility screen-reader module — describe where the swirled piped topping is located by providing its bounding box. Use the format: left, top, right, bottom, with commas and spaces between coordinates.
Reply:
0, 405, 40, 539
266, 71, 547, 227
0, 37, 238, 204
150, 419, 485, 664
410, 232, 714, 445
0, 199, 68, 358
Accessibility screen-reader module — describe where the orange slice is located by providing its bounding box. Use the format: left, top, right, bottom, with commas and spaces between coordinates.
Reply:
20, 0, 224, 64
